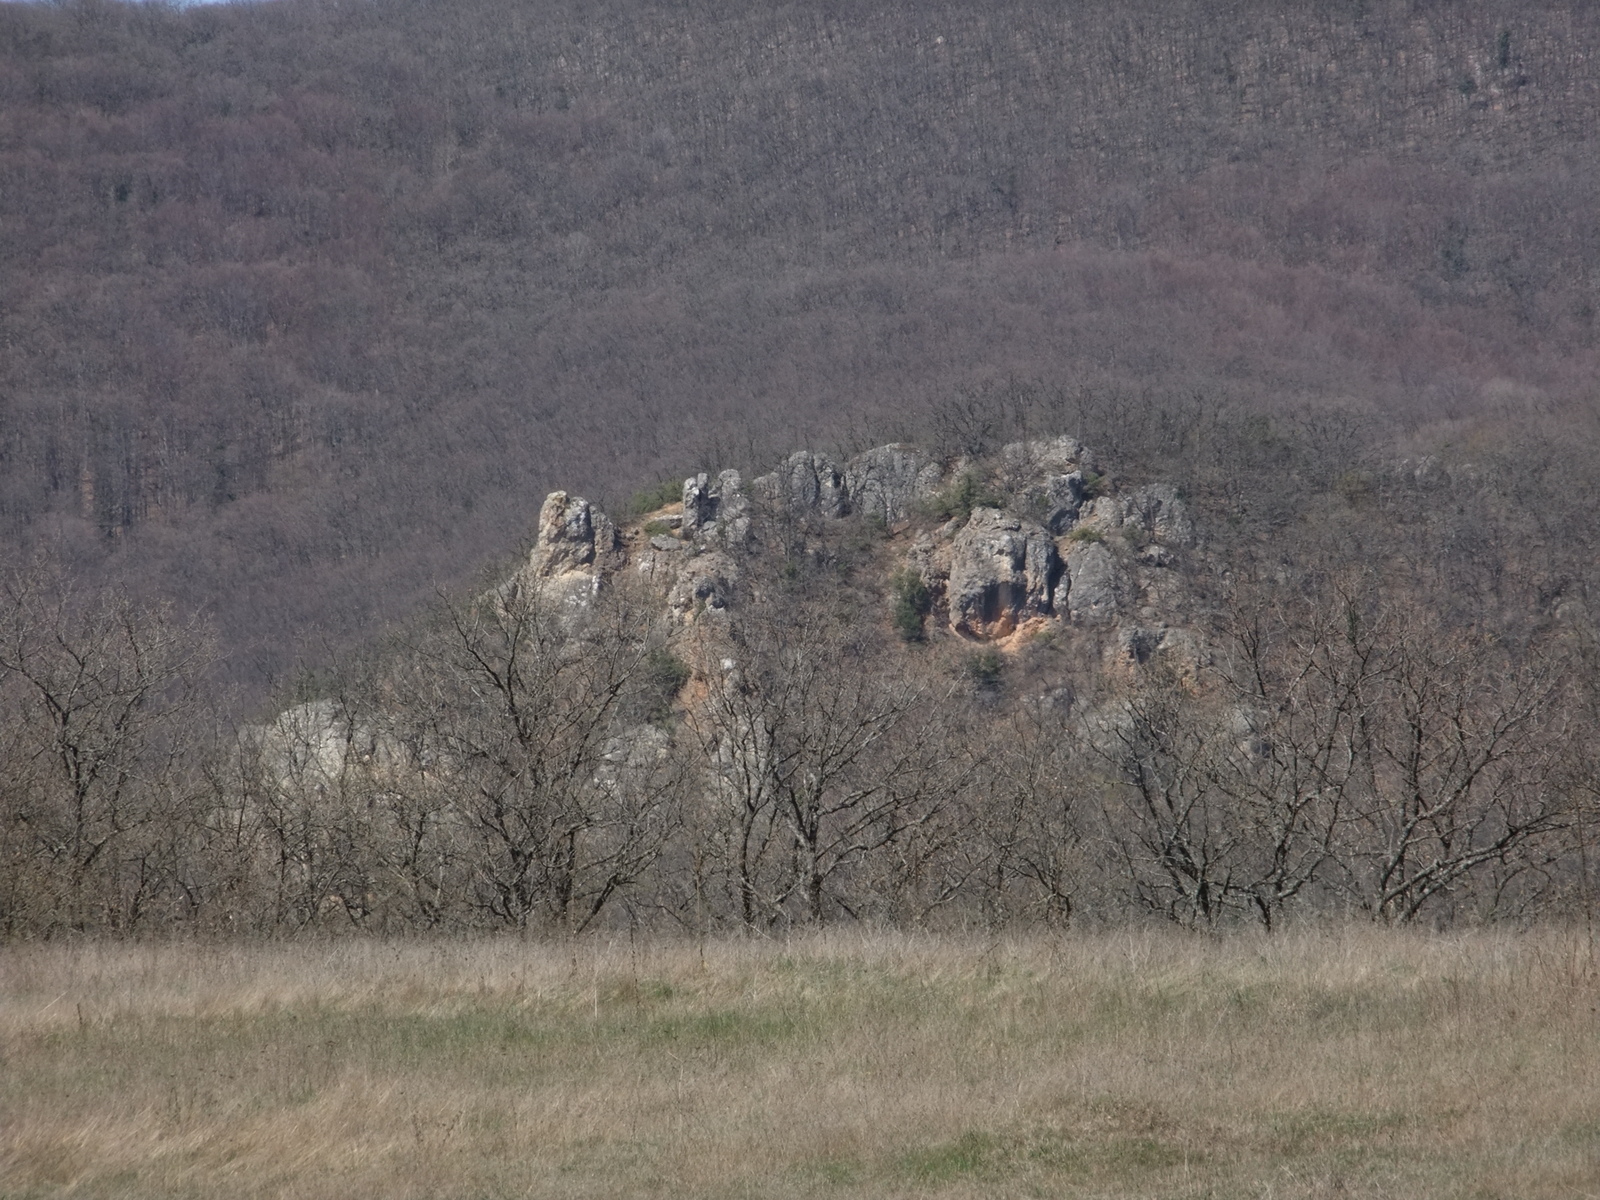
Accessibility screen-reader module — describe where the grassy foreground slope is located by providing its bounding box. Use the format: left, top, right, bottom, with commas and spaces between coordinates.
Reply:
3, 931, 1597, 1198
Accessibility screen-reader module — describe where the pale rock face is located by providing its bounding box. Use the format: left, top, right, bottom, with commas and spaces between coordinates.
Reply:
757, 451, 850, 518
1040, 471, 1086, 533
1001, 435, 1083, 476
904, 531, 941, 579
901, 531, 947, 616
1109, 624, 1203, 682
529, 491, 617, 577
1115, 625, 1165, 665
682, 473, 717, 534
1075, 495, 1126, 535
1113, 624, 1200, 667
946, 507, 1061, 637
1064, 540, 1122, 624
1154, 626, 1203, 673
600, 723, 673, 772
1002, 438, 1091, 528
1122, 483, 1195, 546
245, 699, 404, 792
1138, 542, 1174, 568
682, 470, 750, 543
518, 491, 621, 616
541, 570, 605, 613
844, 445, 943, 524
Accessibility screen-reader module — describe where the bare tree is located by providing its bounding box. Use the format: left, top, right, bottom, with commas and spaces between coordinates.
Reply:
0, 563, 213, 934
1334, 608, 1575, 924
1199, 588, 1372, 929
952, 700, 1084, 928
689, 599, 959, 928
1089, 667, 1247, 927
394, 576, 683, 932
235, 693, 388, 930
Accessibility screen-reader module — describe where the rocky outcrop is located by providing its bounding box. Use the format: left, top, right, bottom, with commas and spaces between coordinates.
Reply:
512, 436, 1199, 661
1001, 434, 1089, 477
1039, 471, 1087, 534
1122, 483, 1195, 547
528, 491, 618, 578
666, 548, 737, 619
1064, 540, 1123, 625
1064, 485, 1193, 548
946, 507, 1061, 637
682, 470, 750, 543
517, 490, 621, 610
1113, 624, 1202, 674
757, 451, 850, 518
243, 699, 402, 790
844, 444, 944, 524
999, 436, 1096, 534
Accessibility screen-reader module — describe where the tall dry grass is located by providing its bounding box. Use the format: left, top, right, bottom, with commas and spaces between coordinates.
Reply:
2, 927, 1597, 1198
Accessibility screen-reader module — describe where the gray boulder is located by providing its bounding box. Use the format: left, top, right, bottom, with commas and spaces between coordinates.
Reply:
1064, 541, 1123, 624
1122, 484, 1194, 546
1040, 471, 1086, 534
528, 491, 618, 578
1001, 435, 1084, 477
757, 452, 850, 518
682, 470, 749, 542
844, 445, 944, 524
946, 507, 1061, 637
667, 549, 737, 619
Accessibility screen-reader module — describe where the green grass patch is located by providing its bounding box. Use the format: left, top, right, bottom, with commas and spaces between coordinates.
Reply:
899, 1130, 998, 1183
625, 477, 684, 517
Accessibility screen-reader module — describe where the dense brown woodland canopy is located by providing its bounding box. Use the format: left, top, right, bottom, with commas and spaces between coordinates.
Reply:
5, 0, 1600, 689
4, 0, 1600, 935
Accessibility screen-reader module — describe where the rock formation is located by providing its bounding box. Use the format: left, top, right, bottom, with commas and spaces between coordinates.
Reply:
518, 490, 621, 611
844, 444, 946, 524
681, 469, 750, 542
1063, 540, 1123, 625
528, 490, 618, 577
945, 507, 1061, 637
511, 435, 1199, 666
756, 451, 850, 518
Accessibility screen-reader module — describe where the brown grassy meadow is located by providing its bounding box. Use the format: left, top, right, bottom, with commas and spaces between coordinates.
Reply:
2, 928, 1597, 1199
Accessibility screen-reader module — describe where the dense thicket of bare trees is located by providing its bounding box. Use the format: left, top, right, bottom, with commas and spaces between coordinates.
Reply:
1087, 586, 1581, 929
3, 487, 1596, 939
0, 562, 216, 934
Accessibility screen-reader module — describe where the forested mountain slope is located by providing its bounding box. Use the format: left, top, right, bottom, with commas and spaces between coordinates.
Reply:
3, 0, 1600, 694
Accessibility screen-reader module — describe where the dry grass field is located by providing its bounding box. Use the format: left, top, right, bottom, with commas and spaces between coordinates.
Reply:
2, 928, 1597, 1199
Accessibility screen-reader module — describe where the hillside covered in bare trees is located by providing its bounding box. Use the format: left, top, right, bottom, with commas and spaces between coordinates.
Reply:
4, 0, 1600, 936
5, 0, 1600, 693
